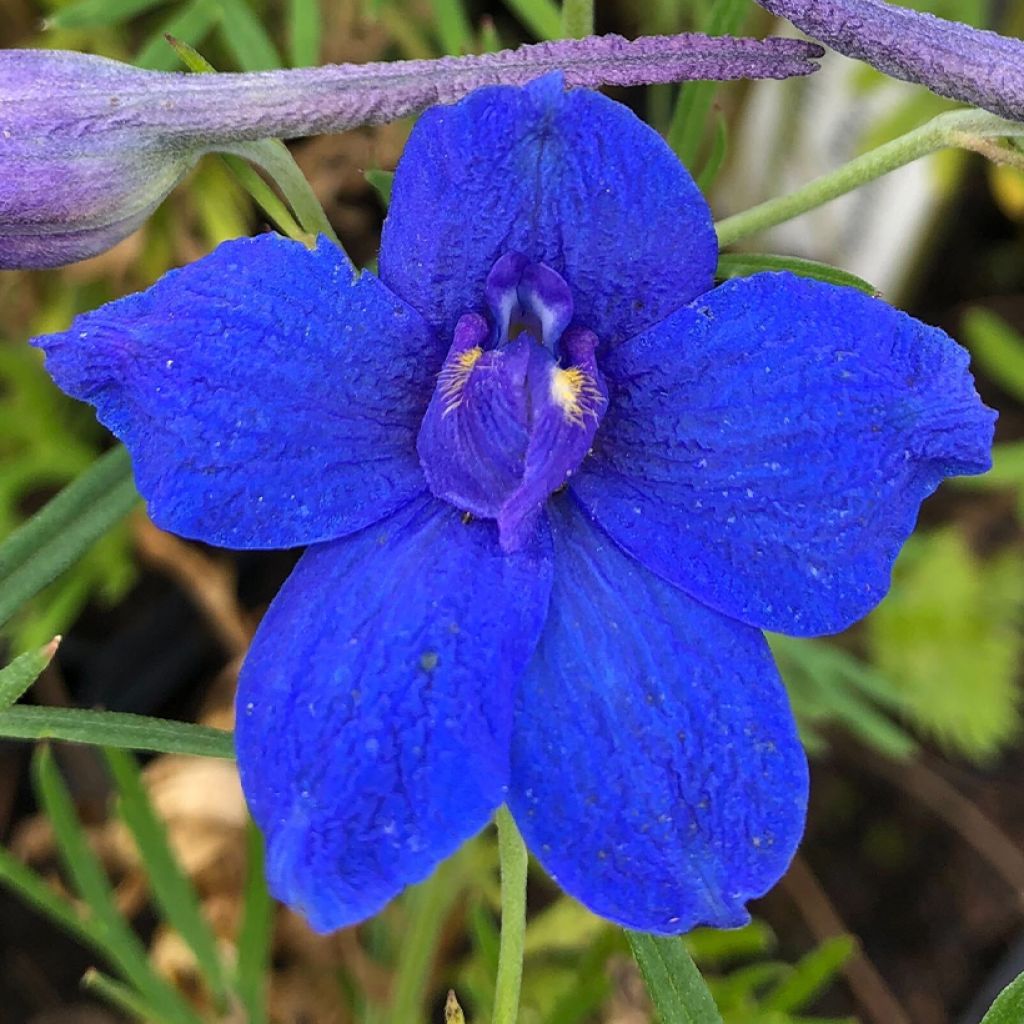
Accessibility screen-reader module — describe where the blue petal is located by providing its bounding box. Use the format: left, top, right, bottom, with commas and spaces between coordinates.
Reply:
509, 496, 807, 934
379, 74, 717, 347
236, 496, 553, 932
573, 273, 996, 636
34, 234, 438, 549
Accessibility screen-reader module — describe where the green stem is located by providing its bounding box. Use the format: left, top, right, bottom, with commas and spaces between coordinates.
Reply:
561, 0, 594, 38
716, 108, 1024, 249
491, 806, 528, 1024
225, 139, 340, 245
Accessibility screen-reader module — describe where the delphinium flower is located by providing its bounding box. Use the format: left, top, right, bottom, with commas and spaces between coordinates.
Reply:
0, 33, 822, 269
33, 74, 994, 934
754, 0, 1024, 122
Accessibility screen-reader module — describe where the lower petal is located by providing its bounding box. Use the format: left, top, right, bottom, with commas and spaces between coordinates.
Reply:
236, 496, 553, 932
509, 496, 807, 934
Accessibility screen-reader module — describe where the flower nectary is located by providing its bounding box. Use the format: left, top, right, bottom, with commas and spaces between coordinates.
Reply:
417, 254, 607, 552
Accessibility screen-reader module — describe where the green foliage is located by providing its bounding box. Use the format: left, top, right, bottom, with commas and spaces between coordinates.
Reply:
716, 253, 878, 295
981, 969, 1024, 1024
772, 636, 918, 760
865, 529, 1024, 761
0, 346, 137, 649
962, 307, 1024, 404
627, 932, 725, 1024
0, 639, 59, 710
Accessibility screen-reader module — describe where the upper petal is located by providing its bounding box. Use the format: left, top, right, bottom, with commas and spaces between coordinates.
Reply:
236, 495, 553, 932
509, 496, 807, 934
379, 74, 717, 347
573, 273, 996, 636
34, 234, 438, 549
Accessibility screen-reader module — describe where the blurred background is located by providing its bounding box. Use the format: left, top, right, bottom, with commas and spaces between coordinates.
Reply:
1, 1, 1023, 1022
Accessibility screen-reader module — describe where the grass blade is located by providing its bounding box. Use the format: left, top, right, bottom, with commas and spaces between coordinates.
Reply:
46, 0, 168, 29
501, 0, 562, 40
105, 748, 231, 1009
982, 969, 1024, 1023
715, 253, 879, 296
0, 706, 235, 758
0, 637, 60, 711
431, 0, 474, 55
236, 821, 273, 1024
136, 0, 222, 70
217, 0, 285, 70
626, 931, 725, 1024
83, 969, 165, 1022
33, 747, 203, 1024
288, 0, 322, 66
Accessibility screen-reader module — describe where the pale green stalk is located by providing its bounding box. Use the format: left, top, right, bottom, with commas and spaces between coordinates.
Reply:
491, 806, 528, 1024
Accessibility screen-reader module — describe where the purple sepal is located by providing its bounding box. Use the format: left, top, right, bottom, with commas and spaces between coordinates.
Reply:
755, 0, 1024, 122
418, 315, 531, 519
498, 328, 606, 551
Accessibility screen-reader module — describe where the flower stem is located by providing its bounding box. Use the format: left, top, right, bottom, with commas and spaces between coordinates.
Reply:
492, 806, 528, 1024
561, 0, 595, 38
715, 108, 1024, 248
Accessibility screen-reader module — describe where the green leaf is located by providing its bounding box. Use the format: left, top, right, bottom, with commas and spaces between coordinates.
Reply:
236, 821, 273, 1024
667, 0, 747, 169
0, 706, 235, 758
961, 307, 1024, 403
33, 747, 203, 1024
695, 112, 729, 193
501, 0, 562, 40
431, 0, 473, 55
217, 0, 285, 70
626, 932, 725, 1024
0, 638, 59, 711
365, 169, 395, 208
82, 970, 165, 1023
716, 253, 878, 296
761, 936, 855, 1012
135, 0, 222, 70
105, 748, 231, 1008
560, 0, 594, 38
981, 970, 1024, 1023
45, 0, 168, 29
288, 0, 322, 66
0, 447, 138, 631
866, 529, 1024, 760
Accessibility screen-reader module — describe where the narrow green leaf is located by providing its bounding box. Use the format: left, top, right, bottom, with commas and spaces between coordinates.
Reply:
105, 748, 231, 1008
236, 821, 273, 1024
502, 0, 563, 40
762, 935, 855, 1012
667, 0, 747, 167
33, 747, 203, 1024
0, 446, 131, 581
695, 112, 729, 193
136, 0, 222, 71
82, 970, 162, 1023
46, 0, 168, 29
561, 0, 594, 39
220, 155, 309, 240
217, 0, 285, 71
0, 637, 59, 711
288, 0, 322, 66
431, 0, 474, 55
716, 253, 879, 296
0, 477, 138, 630
625, 931, 725, 1024
961, 307, 1024, 403
365, 169, 395, 208
981, 970, 1024, 1023
479, 15, 502, 52
0, 706, 235, 759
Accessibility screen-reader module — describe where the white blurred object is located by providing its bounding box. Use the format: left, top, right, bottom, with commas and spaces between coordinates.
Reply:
717, 43, 952, 298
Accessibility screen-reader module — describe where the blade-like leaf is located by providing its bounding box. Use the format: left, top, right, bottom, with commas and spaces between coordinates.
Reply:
105, 748, 231, 1007
501, 0, 562, 40
0, 706, 234, 758
33, 747, 202, 1024
288, 0, 322, 66
217, 0, 285, 70
0, 637, 59, 710
626, 931, 725, 1024
716, 252, 878, 295
236, 821, 273, 1024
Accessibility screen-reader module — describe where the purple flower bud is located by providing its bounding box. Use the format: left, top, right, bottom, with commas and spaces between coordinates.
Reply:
1, 35, 823, 269
755, 0, 1024, 122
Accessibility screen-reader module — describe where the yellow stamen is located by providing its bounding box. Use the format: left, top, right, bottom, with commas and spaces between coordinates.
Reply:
550, 365, 604, 426
438, 346, 483, 415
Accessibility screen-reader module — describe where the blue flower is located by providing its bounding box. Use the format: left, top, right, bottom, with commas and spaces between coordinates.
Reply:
34, 74, 994, 935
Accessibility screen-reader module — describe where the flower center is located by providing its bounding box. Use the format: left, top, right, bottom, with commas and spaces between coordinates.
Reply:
417, 253, 607, 552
